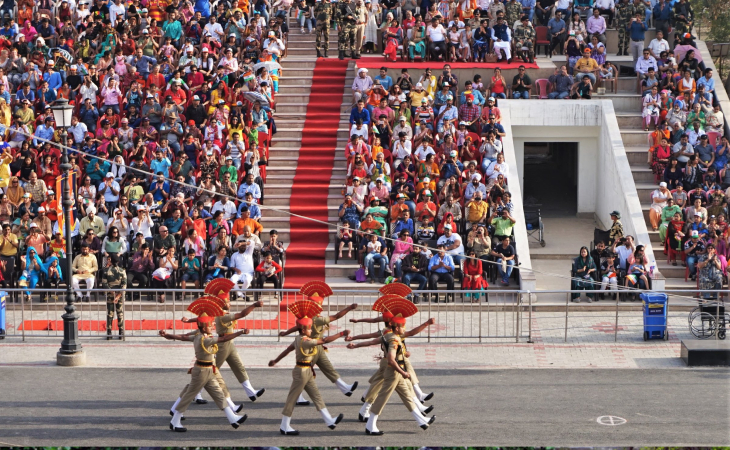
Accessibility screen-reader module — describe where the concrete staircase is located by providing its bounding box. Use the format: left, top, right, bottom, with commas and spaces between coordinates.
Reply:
262, 28, 360, 288
619, 81, 697, 292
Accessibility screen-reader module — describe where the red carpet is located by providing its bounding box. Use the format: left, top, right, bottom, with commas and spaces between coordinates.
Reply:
356, 60, 539, 70
18, 315, 297, 331
284, 59, 349, 292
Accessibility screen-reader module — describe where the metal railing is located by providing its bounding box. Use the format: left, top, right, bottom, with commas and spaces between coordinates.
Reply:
0, 288, 725, 343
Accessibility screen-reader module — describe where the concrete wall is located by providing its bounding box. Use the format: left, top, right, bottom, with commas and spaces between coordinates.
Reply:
500, 100, 665, 289
498, 108, 536, 291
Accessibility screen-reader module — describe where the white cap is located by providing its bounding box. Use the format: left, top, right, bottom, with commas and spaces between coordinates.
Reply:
659, 181, 667, 187
416, 82, 423, 88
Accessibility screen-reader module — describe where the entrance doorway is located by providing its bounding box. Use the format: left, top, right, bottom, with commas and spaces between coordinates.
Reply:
522, 142, 578, 217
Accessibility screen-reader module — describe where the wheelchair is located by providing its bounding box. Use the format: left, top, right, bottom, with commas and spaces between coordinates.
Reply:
524, 208, 545, 247
688, 302, 728, 340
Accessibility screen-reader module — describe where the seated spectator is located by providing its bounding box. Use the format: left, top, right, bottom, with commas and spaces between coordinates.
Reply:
232, 207, 264, 239
181, 248, 201, 291
402, 245, 430, 302
364, 233, 391, 284
391, 210, 415, 239
360, 213, 385, 238
571, 246, 597, 302
437, 224, 464, 265
152, 226, 176, 259
492, 208, 516, 242
206, 245, 231, 284
230, 239, 256, 299
390, 229, 413, 278
256, 251, 283, 290
152, 247, 178, 303
548, 65, 574, 99
491, 235, 516, 286
428, 244, 455, 302
466, 191, 490, 226
463, 249, 489, 302
571, 75, 593, 99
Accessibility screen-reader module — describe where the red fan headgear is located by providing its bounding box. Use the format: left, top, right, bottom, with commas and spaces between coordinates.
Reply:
187, 297, 225, 324
379, 283, 413, 297
204, 278, 235, 301
373, 294, 408, 313
299, 281, 333, 299
289, 300, 323, 327
381, 296, 418, 326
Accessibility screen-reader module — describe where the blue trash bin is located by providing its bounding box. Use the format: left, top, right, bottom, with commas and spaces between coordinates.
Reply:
641, 292, 668, 341
0, 290, 6, 340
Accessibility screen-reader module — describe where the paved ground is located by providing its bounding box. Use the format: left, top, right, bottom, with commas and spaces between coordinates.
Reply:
0, 367, 726, 447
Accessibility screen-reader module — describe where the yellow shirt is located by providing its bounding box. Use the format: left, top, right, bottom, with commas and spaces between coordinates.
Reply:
0, 233, 18, 256
409, 90, 429, 107
72, 253, 98, 278
574, 57, 598, 73
0, 153, 12, 189
466, 200, 489, 223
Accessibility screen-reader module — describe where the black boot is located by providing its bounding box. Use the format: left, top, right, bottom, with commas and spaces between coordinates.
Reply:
324, 48, 328, 57
118, 327, 125, 340
106, 330, 112, 340
354, 51, 361, 59
317, 48, 322, 58
339, 50, 345, 60
529, 51, 535, 64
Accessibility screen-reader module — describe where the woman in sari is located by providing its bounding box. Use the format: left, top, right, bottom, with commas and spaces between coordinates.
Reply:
658, 197, 681, 244
383, 19, 403, 62
571, 246, 597, 301
462, 249, 488, 302
665, 212, 685, 265
649, 182, 671, 230
650, 137, 672, 178
19, 246, 47, 302
437, 211, 455, 236
408, 25, 427, 60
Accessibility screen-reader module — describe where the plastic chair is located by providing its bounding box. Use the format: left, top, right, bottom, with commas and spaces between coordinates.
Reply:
534, 26, 550, 57
534, 78, 550, 99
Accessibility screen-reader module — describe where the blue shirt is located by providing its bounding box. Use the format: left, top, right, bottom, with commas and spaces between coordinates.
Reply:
547, 18, 566, 35
151, 180, 170, 202
238, 201, 261, 219
33, 124, 55, 147
629, 21, 646, 41
428, 254, 455, 273
373, 75, 394, 90
350, 107, 371, 125
190, 208, 212, 219
16, 89, 35, 103
150, 157, 172, 177
237, 182, 261, 200
131, 55, 157, 74
653, 2, 672, 20
520, 0, 536, 8
697, 76, 715, 92
460, 89, 485, 106
44, 71, 63, 90
164, 217, 184, 233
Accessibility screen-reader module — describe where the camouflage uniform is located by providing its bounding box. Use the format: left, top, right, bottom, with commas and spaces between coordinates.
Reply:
673, 0, 693, 35
505, 0, 523, 28
314, 1, 333, 56
615, 0, 635, 55
102, 264, 127, 336
513, 23, 536, 62
336, 0, 357, 58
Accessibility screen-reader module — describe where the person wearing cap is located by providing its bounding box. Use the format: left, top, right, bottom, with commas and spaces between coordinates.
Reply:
458, 93, 481, 132
606, 210, 624, 246
101, 252, 127, 339
336, 0, 358, 59
573, 47, 600, 84
684, 228, 706, 280
32, 205, 53, 240
694, 133, 714, 170
99, 172, 121, 212
352, 68, 373, 103
672, 0, 693, 37
513, 15, 536, 63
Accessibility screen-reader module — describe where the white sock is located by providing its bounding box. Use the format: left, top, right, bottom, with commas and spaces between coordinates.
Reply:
335, 378, 352, 394
170, 397, 181, 413
359, 402, 372, 418
223, 406, 242, 424
366, 413, 380, 433
281, 415, 296, 432
242, 380, 257, 397
412, 409, 429, 427
195, 390, 204, 401
297, 393, 308, 403
171, 411, 184, 428
413, 383, 425, 400
226, 397, 240, 411
319, 407, 335, 425
413, 396, 427, 413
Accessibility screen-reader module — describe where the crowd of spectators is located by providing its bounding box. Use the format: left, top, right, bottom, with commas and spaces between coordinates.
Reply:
0, 0, 291, 302
343, 63, 519, 301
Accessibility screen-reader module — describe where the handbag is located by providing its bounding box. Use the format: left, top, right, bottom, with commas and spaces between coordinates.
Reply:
485, 52, 499, 63
355, 267, 367, 283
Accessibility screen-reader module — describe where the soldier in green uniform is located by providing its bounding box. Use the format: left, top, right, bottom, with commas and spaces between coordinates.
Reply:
280, 297, 359, 403
269, 300, 350, 435
102, 254, 127, 340
314, 0, 334, 58
505, 0, 523, 28
336, 0, 357, 59
615, 0, 635, 55
513, 15, 536, 63
347, 312, 436, 422
162, 315, 249, 432
361, 302, 435, 435
673, 0, 693, 36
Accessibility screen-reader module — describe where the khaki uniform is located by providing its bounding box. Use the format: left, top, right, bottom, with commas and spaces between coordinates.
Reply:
364, 330, 418, 403
282, 334, 327, 416
215, 313, 250, 383
354, 5, 367, 52
176, 333, 227, 413
177, 331, 232, 399
310, 315, 341, 383
369, 332, 417, 415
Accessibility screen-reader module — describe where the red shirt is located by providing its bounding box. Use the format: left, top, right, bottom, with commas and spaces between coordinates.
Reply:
147, 73, 166, 90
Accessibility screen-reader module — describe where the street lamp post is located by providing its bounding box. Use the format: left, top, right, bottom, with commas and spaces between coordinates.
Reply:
52, 99, 85, 366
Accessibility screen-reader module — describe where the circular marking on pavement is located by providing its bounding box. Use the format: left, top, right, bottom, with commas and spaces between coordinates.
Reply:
596, 415, 627, 426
